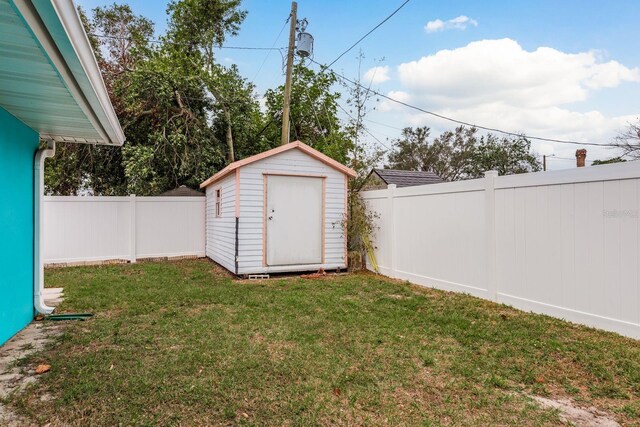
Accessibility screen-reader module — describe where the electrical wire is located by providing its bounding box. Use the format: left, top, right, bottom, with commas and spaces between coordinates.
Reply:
363, 118, 405, 131
320, 0, 411, 71
251, 16, 290, 82
310, 58, 617, 148
336, 103, 391, 151
546, 156, 578, 161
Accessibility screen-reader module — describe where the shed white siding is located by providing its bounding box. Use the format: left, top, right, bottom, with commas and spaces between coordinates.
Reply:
237, 149, 347, 274
205, 173, 236, 272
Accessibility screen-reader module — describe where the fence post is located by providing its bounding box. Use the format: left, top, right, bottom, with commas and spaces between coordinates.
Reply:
484, 171, 498, 301
129, 194, 137, 263
387, 184, 397, 278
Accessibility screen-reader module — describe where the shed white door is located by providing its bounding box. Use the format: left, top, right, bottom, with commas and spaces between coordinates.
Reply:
266, 175, 323, 266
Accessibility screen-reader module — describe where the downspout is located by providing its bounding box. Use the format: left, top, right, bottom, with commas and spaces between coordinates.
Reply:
33, 140, 55, 314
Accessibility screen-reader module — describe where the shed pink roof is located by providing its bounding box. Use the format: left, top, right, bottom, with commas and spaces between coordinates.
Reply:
200, 141, 357, 188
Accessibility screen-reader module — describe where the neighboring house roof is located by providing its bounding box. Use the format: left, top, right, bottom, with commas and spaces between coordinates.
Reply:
159, 185, 204, 197
200, 140, 357, 188
0, 0, 124, 145
370, 169, 444, 187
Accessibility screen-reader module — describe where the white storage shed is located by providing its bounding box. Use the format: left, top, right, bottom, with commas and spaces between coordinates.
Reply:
200, 141, 356, 275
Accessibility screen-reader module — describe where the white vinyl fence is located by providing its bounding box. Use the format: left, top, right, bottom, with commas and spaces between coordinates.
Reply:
44, 196, 205, 265
362, 162, 640, 339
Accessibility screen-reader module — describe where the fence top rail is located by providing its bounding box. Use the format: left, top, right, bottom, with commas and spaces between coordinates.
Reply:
495, 160, 640, 189
135, 197, 205, 203
361, 177, 485, 199
44, 196, 206, 202
359, 188, 388, 199
361, 160, 640, 198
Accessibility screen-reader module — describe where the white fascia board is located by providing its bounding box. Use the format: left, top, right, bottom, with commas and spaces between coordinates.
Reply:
49, 0, 124, 145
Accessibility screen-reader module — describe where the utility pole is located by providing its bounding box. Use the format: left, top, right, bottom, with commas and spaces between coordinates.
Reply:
281, 1, 297, 145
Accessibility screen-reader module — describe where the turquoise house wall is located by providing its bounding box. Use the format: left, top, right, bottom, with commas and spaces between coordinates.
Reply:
0, 106, 39, 345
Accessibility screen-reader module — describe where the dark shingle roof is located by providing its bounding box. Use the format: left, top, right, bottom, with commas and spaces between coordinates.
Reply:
159, 185, 204, 197
374, 169, 444, 188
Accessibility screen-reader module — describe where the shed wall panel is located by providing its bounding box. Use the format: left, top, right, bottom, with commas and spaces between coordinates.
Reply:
237, 148, 347, 274
205, 173, 237, 272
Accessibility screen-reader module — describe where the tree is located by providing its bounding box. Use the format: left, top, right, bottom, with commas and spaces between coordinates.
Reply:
120, 49, 220, 194
612, 119, 640, 159
386, 126, 433, 171
209, 65, 267, 161
263, 63, 351, 163
467, 134, 541, 177
342, 52, 385, 183
46, 1, 259, 195
341, 54, 385, 259
45, 5, 154, 195
166, 0, 249, 163
387, 126, 541, 181
592, 157, 627, 166
387, 126, 478, 181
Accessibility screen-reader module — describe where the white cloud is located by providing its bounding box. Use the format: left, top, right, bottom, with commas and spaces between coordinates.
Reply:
397, 39, 640, 109
363, 66, 390, 84
373, 38, 640, 163
425, 15, 478, 33
379, 91, 411, 112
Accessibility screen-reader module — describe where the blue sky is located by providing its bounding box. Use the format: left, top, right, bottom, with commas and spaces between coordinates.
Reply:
77, 0, 640, 168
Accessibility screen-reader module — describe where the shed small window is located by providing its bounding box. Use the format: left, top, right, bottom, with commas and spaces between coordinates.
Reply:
215, 188, 222, 217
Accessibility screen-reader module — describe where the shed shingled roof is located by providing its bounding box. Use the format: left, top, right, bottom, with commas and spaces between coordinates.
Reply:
159, 185, 204, 197
374, 169, 444, 187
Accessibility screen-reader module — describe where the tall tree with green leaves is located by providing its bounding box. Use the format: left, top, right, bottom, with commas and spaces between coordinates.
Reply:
209, 65, 267, 161
165, 0, 251, 164
387, 126, 540, 180
263, 63, 351, 163
386, 126, 434, 171
120, 48, 219, 194
46, 1, 260, 195
467, 134, 541, 177
388, 126, 478, 181
45, 5, 154, 195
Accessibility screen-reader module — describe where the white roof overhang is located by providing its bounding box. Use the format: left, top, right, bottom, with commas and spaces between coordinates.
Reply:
0, 0, 124, 145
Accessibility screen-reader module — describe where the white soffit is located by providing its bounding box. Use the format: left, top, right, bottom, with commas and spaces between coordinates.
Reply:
0, 0, 124, 145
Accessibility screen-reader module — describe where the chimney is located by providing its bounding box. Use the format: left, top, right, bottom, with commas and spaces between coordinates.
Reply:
575, 149, 587, 168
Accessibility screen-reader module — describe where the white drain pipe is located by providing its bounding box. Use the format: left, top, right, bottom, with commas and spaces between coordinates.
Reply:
33, 140, 55, 314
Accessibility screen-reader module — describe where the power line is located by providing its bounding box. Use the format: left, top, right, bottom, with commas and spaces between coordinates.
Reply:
297, 57, 336, 137
321, 0, 411, 71
336, 103, 391, 151
363, 117, 405, 131
251, 16, 290, 82
310, 58, 617, 148
547, 156, 577, 161
297, 61, 326, 138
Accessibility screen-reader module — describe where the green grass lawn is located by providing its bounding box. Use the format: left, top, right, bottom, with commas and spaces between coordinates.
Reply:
8, 260, 640, 426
